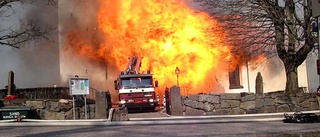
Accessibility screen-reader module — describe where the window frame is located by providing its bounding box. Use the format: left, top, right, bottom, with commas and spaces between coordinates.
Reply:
228, 65, 244, 89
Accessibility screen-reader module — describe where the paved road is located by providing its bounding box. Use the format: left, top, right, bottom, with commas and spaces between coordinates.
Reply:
128, 109, 167, 119
1, 110, 319, 137
1, 121, 320, 137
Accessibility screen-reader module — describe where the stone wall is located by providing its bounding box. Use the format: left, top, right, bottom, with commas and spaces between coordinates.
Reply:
3, 91, 319, 119
182, 91, 320, 116
0, 99, 95, 120
26, 100, 96, 120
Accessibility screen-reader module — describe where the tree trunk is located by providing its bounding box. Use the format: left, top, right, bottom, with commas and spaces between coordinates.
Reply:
284, 63, 299, 93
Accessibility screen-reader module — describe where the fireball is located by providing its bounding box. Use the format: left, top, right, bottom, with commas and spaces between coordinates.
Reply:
66, 0, 234, 94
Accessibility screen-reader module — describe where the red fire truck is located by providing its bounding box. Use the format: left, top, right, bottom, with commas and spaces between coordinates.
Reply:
114, 56, 159, 111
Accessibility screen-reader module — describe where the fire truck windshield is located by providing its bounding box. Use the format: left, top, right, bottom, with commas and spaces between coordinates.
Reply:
120, 77, 153, 88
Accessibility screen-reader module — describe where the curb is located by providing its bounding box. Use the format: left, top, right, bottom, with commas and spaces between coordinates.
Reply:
0, 110, 318, 126
0, 117, 284, 127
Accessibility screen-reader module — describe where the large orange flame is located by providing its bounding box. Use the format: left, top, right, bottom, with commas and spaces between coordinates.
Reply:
66, 0, 235, 94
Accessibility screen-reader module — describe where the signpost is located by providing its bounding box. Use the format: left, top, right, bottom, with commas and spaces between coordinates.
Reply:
69, 77, 90, 120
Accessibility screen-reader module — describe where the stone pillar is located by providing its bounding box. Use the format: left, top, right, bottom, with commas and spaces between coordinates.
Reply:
170, 86, 183, 116
95, 91, 107, 119
255, 72, 263, 97
112, 106, 129, 121
7, 71, 14, 95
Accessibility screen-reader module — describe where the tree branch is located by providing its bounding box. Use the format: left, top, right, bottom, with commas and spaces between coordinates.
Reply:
0, 0, 57, 48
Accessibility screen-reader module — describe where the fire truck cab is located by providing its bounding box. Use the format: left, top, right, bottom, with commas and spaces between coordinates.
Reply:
114, 56, 159, 111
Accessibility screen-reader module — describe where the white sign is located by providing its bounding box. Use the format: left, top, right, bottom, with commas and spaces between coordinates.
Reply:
69, 77, 90, 95
312, 0, 320, 17
2, 112, 27, 119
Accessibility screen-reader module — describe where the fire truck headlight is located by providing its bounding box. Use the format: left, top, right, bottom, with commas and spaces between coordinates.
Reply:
120, 100, 126, 104
149, 99, 154, 102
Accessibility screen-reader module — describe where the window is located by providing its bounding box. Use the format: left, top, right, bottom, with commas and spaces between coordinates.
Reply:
121, 77, 152, 88
229, 65, 243, 89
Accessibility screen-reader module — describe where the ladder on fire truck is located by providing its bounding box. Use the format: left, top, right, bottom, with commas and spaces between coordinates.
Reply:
124, 55, 142, 75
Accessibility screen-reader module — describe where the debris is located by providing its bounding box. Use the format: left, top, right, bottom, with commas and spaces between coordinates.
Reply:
283, 112, 320, 123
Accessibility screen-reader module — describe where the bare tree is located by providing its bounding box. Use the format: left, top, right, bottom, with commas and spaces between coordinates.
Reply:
0, 0, 57, 49
194, 0, 317, 93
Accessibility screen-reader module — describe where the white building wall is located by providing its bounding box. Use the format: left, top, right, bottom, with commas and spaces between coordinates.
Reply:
306, 52, 318, 93
223, 56, 310, 94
